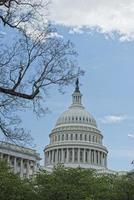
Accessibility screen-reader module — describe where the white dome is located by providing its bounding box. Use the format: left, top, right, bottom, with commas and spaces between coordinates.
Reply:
56, 106, 97, 127
44, 79, 108, 171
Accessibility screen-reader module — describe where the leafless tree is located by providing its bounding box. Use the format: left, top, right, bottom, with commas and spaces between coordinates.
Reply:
0, 0, 46, 30
0, 1, 83, 145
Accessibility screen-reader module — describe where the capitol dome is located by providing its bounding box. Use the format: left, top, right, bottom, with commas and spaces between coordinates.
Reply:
44, 79, 108, 170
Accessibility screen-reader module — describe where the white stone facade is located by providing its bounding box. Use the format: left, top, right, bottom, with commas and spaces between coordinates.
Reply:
44, 79, 108, 170
0, 141, 41, 178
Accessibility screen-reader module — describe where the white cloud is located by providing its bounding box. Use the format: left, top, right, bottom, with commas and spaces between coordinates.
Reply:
0, 31, 6, 36
101, 115, 127, 124
69, 27, 84, 35
49, 0, 134, 41
128, 134, 134, 139
48, 32, 63, 38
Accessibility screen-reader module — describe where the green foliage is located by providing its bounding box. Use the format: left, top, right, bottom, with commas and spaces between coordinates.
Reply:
0, 161, 134, 200
0, 159, 36, 200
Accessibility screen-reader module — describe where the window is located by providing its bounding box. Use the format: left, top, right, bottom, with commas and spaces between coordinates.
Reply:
80, 134, 82, 140
62, 134, 64, 141
89, 135, 91, 141
71, 134, 73, 140
66, 134, 68, 140
75, 134, 78, 140
58, 135, 60, 141
85, 135, 87, 141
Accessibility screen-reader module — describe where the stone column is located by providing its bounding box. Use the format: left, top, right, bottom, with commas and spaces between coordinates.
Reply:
52, 150, 54, 164
26, 160, 30, 178
105, 154, 107, 167
61, 149, 64, 163
33, 161, 37, 173
83, 149, 86, 163
20, 159, 23, 177
66, 148, 69, 163
48, 151, 50, 165
100, 152, 102, 166
55, 149, 58, 163
96, 151, 98, 165
102, 153, 104, 166
78, 148, 80, 163
94, 151, 96, 165
88, 149, 91, 164
0, 153, 3, 159
98, 151, 100, 165
72, 148, 75, 163
14, 157, 17, 174
7, 155, 10, 163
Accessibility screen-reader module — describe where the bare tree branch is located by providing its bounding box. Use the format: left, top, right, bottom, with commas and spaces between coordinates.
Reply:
0, 0, 84, 145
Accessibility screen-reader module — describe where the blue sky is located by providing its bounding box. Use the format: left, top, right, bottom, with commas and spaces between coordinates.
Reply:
1, 0, 134, 171
20, 25, 134, 171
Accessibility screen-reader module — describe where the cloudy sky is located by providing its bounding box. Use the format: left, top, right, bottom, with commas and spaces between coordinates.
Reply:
2, 0, 134, 171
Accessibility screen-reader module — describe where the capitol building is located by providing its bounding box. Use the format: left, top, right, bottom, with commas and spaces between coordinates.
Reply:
44, 79, 108, 171
0, 79, 128, 176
